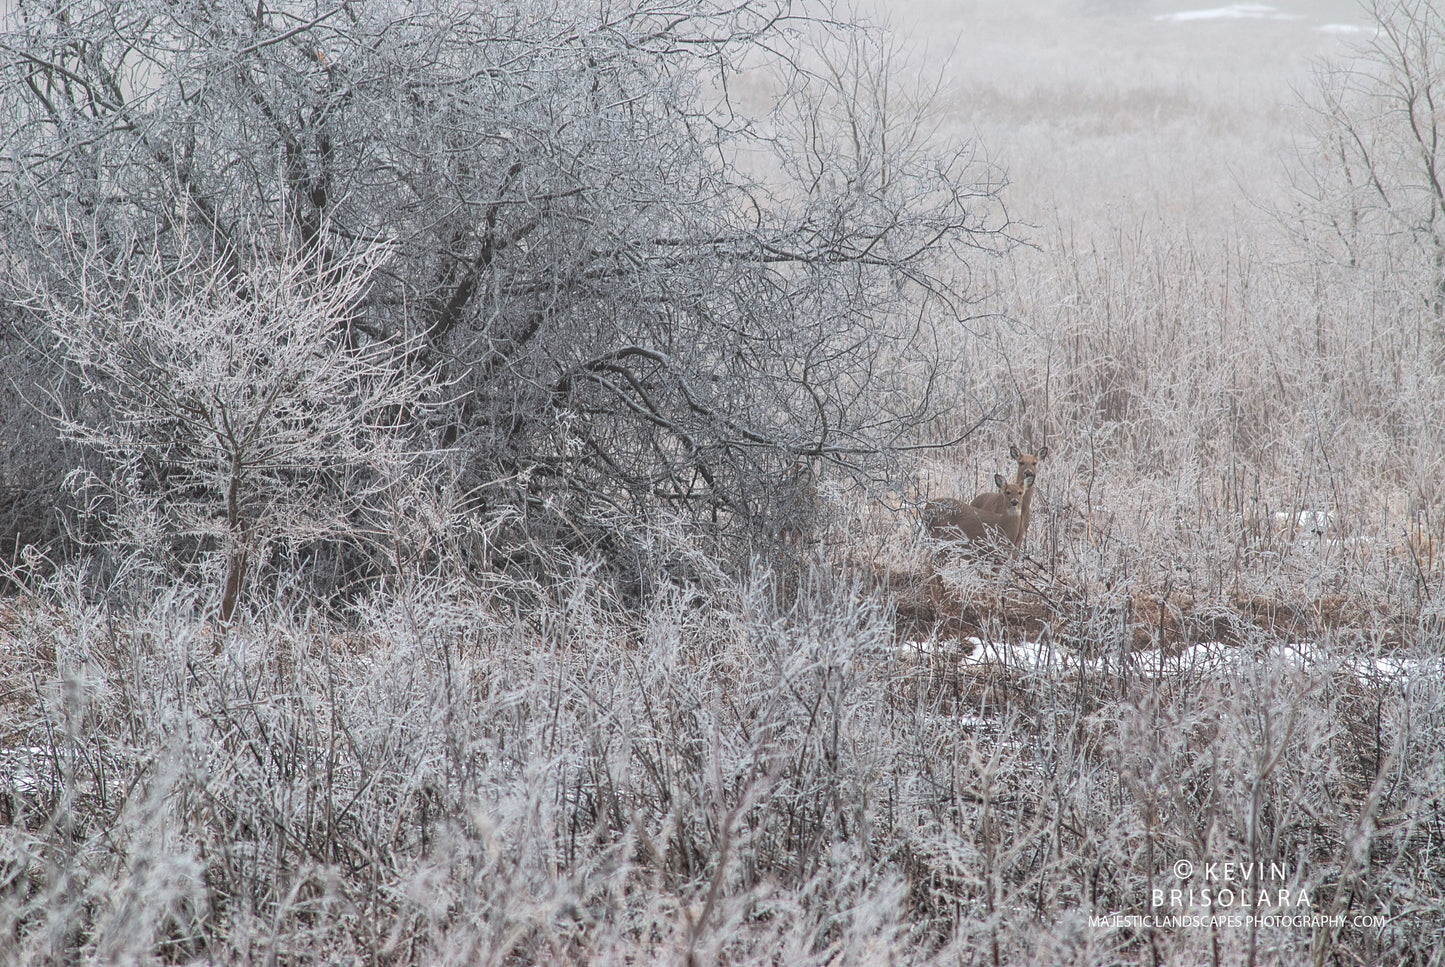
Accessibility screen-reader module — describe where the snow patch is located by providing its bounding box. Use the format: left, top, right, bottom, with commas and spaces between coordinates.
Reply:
897, 635, 1064, 669
900, 634, 1431, 682
0, 747, 50, 795
1155, 4, 1300, 22
1274, 510, 1336, 538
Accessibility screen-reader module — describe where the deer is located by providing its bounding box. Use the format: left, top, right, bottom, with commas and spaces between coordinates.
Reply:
971, 444, 1048, 547
923, 473, 1029, 554
922, 473, 1028, 617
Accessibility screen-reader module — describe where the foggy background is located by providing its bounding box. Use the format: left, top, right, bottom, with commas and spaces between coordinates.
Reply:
890, 0, 1362, 227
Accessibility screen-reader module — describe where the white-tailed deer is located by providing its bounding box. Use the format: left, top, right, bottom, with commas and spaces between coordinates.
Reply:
922, 473, 1026, 618
971, 444, 1048, 546
923, 473, 1027, 553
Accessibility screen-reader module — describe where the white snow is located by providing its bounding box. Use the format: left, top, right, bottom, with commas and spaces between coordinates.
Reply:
1155, 4, 1301, 22
899, 634, 1432, 682
1273, 510, 1336, 537
0, 747, 50, 795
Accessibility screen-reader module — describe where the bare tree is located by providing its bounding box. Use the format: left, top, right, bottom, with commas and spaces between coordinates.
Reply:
1291, 0, 1445, 317
1, 0, 1011, 578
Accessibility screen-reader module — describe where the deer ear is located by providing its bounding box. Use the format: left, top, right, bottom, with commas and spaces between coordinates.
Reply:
1009, 444, 1021, 459
1037, 446, 1049, 460
995, 473, 1006, 489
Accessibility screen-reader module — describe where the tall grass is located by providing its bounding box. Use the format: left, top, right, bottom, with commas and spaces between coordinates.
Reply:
918, 220, 1445, 627
3, 529, 1443, 964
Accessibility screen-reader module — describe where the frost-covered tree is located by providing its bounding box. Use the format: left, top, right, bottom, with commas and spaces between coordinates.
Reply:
1292, 0, 1445, 317
30, 245, 444, 618
1, 0, 1010, 577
